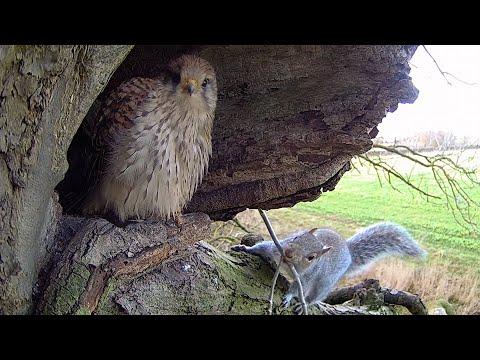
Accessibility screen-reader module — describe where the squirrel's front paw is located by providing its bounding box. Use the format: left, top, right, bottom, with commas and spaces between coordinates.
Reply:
231, 244, 249, 252
281, 296, 309, 315
292, 302, 306, 315
280, 294, 294, 310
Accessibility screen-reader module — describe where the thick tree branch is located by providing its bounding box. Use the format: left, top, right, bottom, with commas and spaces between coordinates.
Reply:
36, 213, 423, 315
0, 45, 133, 314
324, 278, 428, 315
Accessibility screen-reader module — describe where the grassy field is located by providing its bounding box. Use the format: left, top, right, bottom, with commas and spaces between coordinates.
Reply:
210, 149, 480, 314
296, 170, 480, 270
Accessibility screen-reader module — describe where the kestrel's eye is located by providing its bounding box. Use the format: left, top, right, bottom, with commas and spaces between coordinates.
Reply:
172, 73, 181, 86
202, 78, 210, 88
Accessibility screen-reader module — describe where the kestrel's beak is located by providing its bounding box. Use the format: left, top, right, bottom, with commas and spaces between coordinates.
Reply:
184, 79, 198, 96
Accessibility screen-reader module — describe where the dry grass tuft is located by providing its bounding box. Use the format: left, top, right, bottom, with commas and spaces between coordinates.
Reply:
343, 258, 480, 315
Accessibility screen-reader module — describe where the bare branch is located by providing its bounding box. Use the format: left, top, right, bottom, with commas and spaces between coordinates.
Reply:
357, 154, 441, 199
356, 144, 480, 234
443, 71, 478, 86
231, 217, 254, 234
268, 263, 282, 315
422, 45, 452, 86
422, 45, 478, 86
258, 209, 309, 315
324, 278, 428, 315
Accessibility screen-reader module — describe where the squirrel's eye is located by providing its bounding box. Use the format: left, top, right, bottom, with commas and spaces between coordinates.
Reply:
172, 73, 181, 86
307, 255, 316, 262
202, 78, 210, 88
284, 248, 294, 259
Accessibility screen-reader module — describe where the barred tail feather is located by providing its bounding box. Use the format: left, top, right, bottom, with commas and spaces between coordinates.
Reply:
346, 222, 427, 276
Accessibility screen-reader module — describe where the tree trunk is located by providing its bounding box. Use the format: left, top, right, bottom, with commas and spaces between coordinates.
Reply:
0, 45, 418, 314
0, 45, 133, 314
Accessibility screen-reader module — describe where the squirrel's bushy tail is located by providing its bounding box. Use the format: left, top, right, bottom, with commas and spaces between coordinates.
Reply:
346, 222, 427, 276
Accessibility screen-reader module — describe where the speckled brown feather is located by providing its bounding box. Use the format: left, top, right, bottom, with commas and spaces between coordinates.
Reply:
85, 78, 162, 151
80, 55, 217, 222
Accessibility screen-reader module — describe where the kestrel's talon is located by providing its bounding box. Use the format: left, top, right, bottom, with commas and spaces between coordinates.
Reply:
173, 214, 186, 228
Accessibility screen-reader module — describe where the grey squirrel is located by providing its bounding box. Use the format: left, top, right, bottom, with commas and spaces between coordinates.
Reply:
231, 222, 427, 312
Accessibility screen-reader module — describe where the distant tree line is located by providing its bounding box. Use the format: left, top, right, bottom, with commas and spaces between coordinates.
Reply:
375, 131, 480, 152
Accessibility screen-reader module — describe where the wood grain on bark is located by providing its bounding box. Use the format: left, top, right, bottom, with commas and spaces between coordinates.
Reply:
37, 213, 212, 314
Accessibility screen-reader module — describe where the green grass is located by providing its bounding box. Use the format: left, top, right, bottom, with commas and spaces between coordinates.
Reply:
292, 169, 480, 271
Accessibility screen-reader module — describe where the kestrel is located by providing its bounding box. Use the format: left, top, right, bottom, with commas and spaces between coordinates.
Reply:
78, 54, 217, 223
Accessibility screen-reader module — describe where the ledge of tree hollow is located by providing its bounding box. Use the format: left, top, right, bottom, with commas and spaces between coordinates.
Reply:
37, 214, 398, 315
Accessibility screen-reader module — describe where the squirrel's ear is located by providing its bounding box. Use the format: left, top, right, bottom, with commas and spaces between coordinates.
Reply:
306, 246, 332, 261
320, 246, 332, 255
308, 228, 318, 235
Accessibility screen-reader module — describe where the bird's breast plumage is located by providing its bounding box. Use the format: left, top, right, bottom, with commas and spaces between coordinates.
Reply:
83, 76, 214, 222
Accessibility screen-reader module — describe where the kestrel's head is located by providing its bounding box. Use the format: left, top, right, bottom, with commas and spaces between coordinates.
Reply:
168, 54, 217, 113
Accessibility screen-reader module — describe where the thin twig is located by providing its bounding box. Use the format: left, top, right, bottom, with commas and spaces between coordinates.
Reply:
442, 71, 478, 86
258, 209, 308, 315
422, 45, 452, 86
422, 45, 478, 87
268, 263, 282, 315
212, 236, 240, 243
356, 144, 480, 234
357, 154, 441, 199
231, 218, 253, 233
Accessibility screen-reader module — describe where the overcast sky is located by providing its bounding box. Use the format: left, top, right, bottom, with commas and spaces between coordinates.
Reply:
377, 45, 480, 143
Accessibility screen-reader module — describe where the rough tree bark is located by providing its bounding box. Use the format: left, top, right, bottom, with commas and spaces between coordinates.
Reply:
0, 45, 419, 314
0, 45, 133, 314
37, 215, 401, 315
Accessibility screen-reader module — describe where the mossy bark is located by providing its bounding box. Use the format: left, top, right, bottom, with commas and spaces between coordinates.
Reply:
37, 212, 395, 315
37, 213, 283, 315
